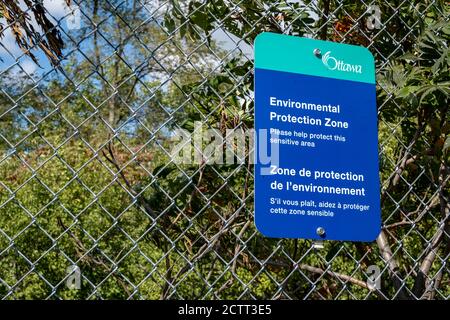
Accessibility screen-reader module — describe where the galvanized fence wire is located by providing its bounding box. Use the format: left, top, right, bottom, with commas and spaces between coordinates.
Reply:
0, 0, 448, 299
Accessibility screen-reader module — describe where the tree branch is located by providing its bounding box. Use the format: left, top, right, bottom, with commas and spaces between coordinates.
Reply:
412, 162, 450, 298
376, 231, 411, 299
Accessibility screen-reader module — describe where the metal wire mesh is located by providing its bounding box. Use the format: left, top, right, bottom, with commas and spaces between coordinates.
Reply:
0, 0, 448, 300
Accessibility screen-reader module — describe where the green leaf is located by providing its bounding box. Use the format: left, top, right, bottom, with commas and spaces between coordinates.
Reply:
180, 23, 187, 38
171, 0, 184, 19
397, 87, 411, 97
431, 49, 447, 75
164, 14, 176, 33
398, 52, 419, 62
444, 136, 450, 152
417, 83, 450, 105
397, 86, 418, 98
190, 11, 211, 32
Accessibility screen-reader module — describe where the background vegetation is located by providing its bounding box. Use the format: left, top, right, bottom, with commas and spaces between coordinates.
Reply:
0, 0, 448, 299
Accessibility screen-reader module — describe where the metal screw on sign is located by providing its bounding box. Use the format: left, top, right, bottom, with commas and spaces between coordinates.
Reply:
313, 48, 321, 58
316, 227, 326, 237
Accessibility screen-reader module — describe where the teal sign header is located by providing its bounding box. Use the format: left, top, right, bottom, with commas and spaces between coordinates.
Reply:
254, 32, 375, 84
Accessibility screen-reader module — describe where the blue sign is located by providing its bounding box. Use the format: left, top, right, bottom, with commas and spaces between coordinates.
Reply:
254, 33, 381, 242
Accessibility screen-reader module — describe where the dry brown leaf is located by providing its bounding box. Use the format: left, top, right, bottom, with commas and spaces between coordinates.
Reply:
0, 0, 67, 66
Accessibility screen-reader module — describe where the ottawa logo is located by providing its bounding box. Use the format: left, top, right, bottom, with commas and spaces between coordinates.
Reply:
321, 51, 362, 74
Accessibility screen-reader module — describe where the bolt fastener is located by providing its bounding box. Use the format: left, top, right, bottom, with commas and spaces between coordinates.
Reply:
313, 48, 321, 57
316, 227, 326, 237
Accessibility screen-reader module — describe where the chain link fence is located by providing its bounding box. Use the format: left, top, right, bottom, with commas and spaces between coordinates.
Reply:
0, 0, 448, 300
